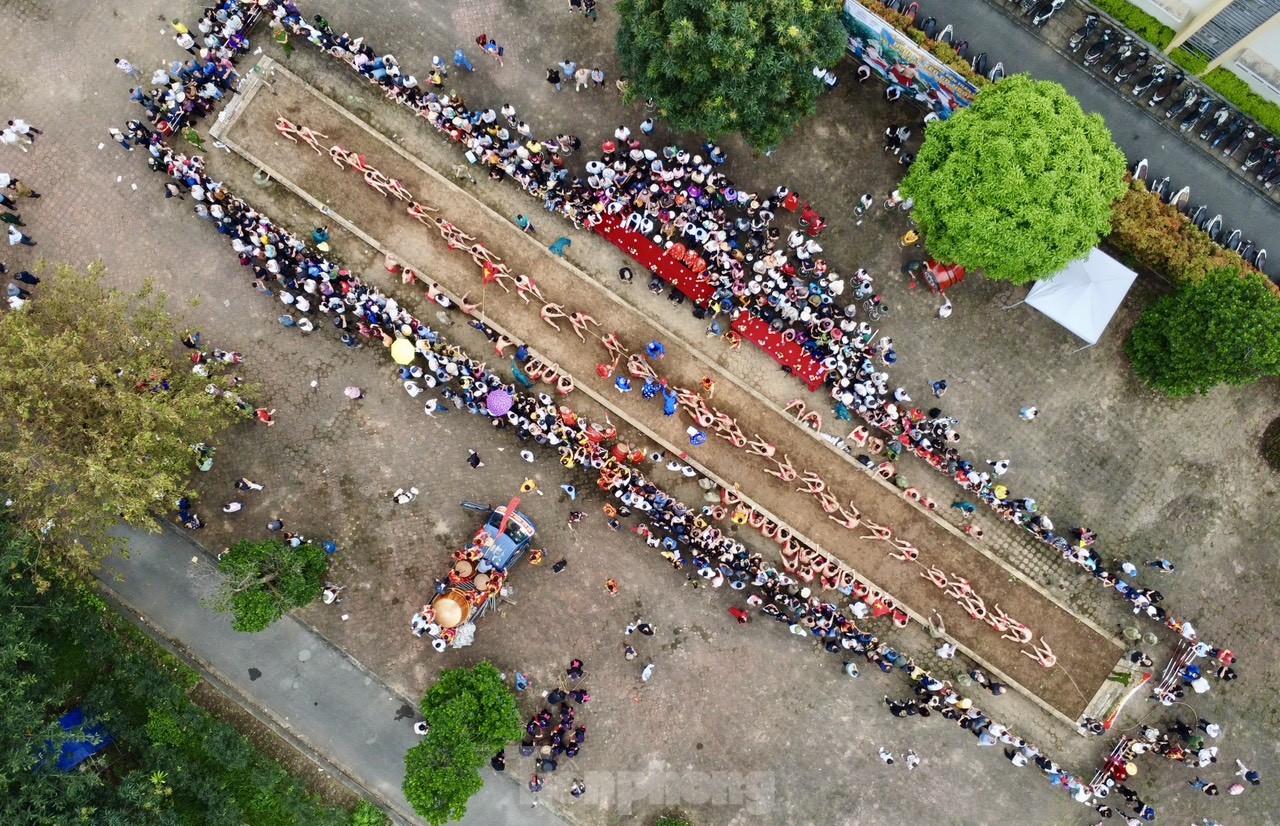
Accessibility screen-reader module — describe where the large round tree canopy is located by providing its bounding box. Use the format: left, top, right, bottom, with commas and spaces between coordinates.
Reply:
617, 0, 847, 151
902, 75, 1127, 285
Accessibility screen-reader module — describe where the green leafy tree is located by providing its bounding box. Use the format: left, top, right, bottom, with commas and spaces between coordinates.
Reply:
204, 539, 329, 633
402, 663, 521, 825
902, 75, 1127, 284
617, 0, 847, 150
1127, 268, 1280, 396
0, 520, 350, 825
0, 263, 246, 585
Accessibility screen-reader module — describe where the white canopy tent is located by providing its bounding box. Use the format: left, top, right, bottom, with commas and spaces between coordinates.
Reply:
1021, 248, 1137, 350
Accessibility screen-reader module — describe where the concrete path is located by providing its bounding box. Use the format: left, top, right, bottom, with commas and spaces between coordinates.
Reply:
97, 524, 565, 826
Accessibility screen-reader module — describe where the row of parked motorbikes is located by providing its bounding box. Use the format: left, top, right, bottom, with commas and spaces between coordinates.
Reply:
877, 0, 1009, 83
1072, 12, 1280, 186
1070, 11, 1270, 269
1134, 158, 1267, 269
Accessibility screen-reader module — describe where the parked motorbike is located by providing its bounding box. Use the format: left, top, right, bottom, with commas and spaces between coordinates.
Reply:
1197, 105, 1231, 140
1165, 88, 1198, 120
1132, 65, 1165, 98
971, 52, 988, 77
1213, 115, 1244, 147
918, 16, 938, 40
1222, 123, 1255, 156
1239, 239, 1256, 262
1149, 71, 1184, 106
1204, 214, 1223, 241
937, 24, 955, 44
953, 39, 970, 60
1224, 228, 1243, 252
1101, 36, 1135, 76
1114, 49, 1149, 84
1084, 29, 1115, 67
1168, 185, 1190, 212
987, 62, 1006, 83
1030, 0, 1066, 26
1188, 204, 1207, 228
1150, 176, 1171, 200
1249, 248, 1266, 269
1131, 157, 1149, 182
1069, 13, 1100, 52
1179, 98, 1214, 133
1242, 136, 1278, 171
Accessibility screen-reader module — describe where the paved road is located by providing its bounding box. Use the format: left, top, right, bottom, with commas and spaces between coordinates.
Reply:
937, 0, 1280, 278
97, 524, 565, 826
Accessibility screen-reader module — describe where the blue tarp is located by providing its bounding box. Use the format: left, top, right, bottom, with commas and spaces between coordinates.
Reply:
47, 709, 113, 771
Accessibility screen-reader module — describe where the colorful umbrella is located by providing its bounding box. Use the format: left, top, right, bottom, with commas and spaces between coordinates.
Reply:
486, 389, 513, 416
390, 337, 415, 365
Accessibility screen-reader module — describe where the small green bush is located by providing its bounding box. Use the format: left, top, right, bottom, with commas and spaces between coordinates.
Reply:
1202, 66, 1280, 137
655, 817, 695, 826
350, 800, 390, 826
1090, 0, 1176, 47
1169, 46, 1207, 74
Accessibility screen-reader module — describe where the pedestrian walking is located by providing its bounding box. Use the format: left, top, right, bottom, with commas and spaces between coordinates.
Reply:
641, 117, 655, 134
12, 270, 39, 284
546, 67, 562, 91
467, 449, 484, 468
904, 750, 921, 770
1189, 777, 1219, 796
878, 747, 895, 765
1019, 406, 1038, 421
7, 225, 34, 246
1146, 559, 1176, 572
114, 57, 142, 77
483, 39, 505, 65
235, 477, 264, 491
987, 459, 1010, 475
182, 126, 205, 152
574, 67, 590, 91
453, 49, 474, 72
1, 208, 23, 226
590, 66, 604, 88
0, 128, 24, 152
585, 0, 598, 21
930, 379, 948, 397
7, 120, 39, 143
272, 27, 293, 58
108, 127, 132, 150
515, 213, 536, 233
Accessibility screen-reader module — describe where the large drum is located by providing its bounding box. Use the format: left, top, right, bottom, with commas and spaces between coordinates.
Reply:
924, 261, 966, 292
432, 590, 473, 629
453, 559, 476, 579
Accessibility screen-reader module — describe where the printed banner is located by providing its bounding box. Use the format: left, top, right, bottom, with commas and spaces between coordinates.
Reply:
842, 1, 981, 119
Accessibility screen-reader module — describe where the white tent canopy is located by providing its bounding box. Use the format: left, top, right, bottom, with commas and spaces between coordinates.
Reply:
1024, 248, 1137, 347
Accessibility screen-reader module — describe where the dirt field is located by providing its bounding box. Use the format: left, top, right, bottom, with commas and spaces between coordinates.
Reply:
214, 65, 1119, 721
